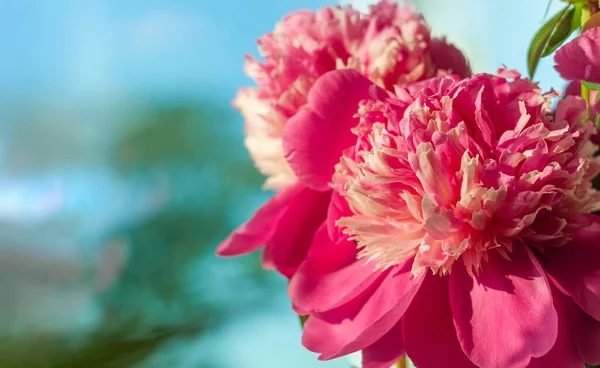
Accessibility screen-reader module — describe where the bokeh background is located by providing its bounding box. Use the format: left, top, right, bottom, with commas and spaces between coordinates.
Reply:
0, 0, 572, 367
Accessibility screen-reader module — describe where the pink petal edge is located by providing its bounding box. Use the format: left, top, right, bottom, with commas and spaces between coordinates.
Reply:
215, 183, 303, 256
302, 260, 424, 360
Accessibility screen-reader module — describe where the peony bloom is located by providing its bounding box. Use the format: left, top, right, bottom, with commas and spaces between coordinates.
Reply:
555, 27, 600, 84
236, 1, 470, 190
288, 69, 600, 368
218, 0, 470, 278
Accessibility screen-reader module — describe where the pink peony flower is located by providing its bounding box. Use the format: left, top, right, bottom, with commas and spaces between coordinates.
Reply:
218, 0, 471, 278
236, 1, 470, 190
555, 27, 600, 84
287, 69, 600, 368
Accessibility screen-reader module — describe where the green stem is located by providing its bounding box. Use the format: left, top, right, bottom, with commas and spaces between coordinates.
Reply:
582, 6, 591, 105
582, 82, 591, 106
581, 4, 591, 25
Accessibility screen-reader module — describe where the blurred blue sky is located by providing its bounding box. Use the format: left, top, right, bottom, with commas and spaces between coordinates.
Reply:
0, 0, 572, 367
0, 0, 335, 104
0, 0, 566, 105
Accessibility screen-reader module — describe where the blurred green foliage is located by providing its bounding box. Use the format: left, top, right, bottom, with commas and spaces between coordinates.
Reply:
0, 100, 278, 367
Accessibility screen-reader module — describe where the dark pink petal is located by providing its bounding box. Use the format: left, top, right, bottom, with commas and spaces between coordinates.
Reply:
564, 80, 582, 97
289, 224, 379, 315
263, 187, 331, 278
216, 183, 303, 256
450, 246, 558, 368
528, 287, 584, 368
403, 273, 477, 368
575, 308, 600, 365
554, 28, 600, 83
283, 70, 385, 191
430, 38, 472, 79
361, 322, 405, 368
302, 261, 424, 360
565, 82, 600, 130
542, 215, 600, 321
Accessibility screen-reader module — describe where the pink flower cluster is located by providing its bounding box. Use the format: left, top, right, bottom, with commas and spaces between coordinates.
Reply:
234, 1, 469, 190
219, 1, 600, 367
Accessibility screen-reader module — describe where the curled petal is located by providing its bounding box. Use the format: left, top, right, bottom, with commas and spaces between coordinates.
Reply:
283, 70, 385, 191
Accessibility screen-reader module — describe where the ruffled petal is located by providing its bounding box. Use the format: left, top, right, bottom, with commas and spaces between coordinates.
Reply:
450, 246, 557, 368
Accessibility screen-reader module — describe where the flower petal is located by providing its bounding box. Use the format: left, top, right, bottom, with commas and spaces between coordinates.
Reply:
361, 322, 405, 368
327, 191, 352, 243
289, 224, 379, 314
215, 183, 303, 256
450, 246, 558, 368
283, 70, 386, 191
527, 286, 584, 368
403, 273, 477, 368
263, 186, 331, 278
542, 215, 600, 321
430, 38, 472, 79
554, 28, 600, 83
575, 307, 600, 365
302, 260, 424, 360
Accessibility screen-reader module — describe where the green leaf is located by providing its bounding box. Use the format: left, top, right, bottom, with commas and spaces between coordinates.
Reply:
583, 80, 600, 91
564, 0, 592, 5
541, 6, 581, 57
527, 5, 574, 79
299, 314, 309, 328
